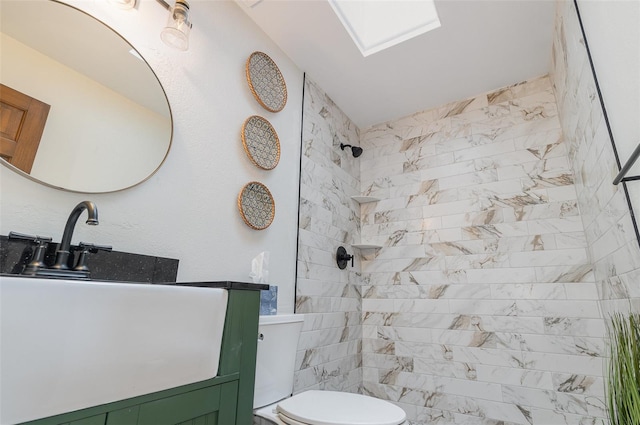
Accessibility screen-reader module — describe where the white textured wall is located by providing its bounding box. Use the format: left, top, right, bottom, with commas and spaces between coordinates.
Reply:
0, 0, 303, 313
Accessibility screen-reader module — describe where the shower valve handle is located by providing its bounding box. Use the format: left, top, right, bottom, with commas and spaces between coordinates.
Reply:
336, 246, 354, 269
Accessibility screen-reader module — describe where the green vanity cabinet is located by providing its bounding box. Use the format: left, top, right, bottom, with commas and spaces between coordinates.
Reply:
105, 380, 238, 425
22, 285, 261, 425
48, 415, 107, 425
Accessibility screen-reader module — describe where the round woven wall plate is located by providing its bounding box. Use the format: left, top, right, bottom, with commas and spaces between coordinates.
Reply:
241, 115, 280, 170
246, 51, 287, 113
237, 181, 275, 230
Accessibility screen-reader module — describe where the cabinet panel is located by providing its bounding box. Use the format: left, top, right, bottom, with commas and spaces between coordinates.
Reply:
68, 415, 106, 425
176, 412, 217, 425
28, 413, 106, 425
217, 381, 238, 425
218, 290, 259, 424
135, 386, 220, 425
105, 406, 139, 425
104, 382, 239, 425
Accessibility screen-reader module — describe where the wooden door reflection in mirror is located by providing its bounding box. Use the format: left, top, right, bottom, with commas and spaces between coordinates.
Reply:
0, 84, 50, 174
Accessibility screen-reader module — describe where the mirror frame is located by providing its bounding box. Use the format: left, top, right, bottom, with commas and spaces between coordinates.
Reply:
1, 0, 173, 194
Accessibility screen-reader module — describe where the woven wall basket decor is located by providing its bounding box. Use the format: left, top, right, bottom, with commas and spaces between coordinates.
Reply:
237, 181, 275, 230
246, 51, 287, 113
241, 115, 281, 170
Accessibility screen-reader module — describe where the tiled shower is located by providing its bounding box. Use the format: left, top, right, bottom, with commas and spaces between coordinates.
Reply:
294, 1, 639, 424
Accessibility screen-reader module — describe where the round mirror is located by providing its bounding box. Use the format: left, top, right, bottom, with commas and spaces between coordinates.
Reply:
0, 0, 172, 193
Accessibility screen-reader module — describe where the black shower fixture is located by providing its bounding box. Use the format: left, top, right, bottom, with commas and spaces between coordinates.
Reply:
340, 143, 363, 158
336, 246, 354, 269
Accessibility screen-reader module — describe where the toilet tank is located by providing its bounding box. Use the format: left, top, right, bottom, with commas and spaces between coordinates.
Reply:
253, 314, 304, 409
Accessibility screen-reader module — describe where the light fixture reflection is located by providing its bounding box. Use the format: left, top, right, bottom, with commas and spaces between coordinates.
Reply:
160, 0, 191, 51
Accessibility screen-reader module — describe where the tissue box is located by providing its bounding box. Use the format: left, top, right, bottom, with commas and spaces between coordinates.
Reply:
260, 285, 278, 315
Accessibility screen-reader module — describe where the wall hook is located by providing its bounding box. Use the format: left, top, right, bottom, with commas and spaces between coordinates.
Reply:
336, 246, 353, 269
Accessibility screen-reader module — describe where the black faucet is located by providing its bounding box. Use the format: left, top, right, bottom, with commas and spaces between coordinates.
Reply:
51, 201, 99, 270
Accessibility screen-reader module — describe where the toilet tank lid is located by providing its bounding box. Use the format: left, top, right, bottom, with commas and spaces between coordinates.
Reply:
276, 390, 406, 425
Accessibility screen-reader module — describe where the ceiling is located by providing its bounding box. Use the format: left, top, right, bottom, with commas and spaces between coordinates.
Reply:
235, 0, 557, 129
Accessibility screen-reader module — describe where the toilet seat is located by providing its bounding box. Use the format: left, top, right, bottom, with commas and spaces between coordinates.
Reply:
276, 390, 407, 425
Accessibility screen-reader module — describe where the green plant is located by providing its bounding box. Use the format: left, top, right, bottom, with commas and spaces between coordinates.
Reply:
606, 312, 640, 425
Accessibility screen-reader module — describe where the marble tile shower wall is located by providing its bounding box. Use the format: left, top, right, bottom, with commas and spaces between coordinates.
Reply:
294, 78, 363, 394
358, 76, 606, 424
551, 0, 640, 315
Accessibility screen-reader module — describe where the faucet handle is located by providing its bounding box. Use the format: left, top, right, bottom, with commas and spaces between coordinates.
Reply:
9, 231, 52, 275
72, 242, 113, 272
76, 242, 113, 254
8, 231, 52, 243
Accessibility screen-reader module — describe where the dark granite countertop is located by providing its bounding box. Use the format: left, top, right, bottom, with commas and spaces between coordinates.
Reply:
0, 274, 269, 291
168, 281, 269, 291
1, 235, 179, 283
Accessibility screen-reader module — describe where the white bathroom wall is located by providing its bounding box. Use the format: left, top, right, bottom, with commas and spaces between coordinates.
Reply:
0, 0, 303, 313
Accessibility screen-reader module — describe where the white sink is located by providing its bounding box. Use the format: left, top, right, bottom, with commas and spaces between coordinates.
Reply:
0, 276, 228, 425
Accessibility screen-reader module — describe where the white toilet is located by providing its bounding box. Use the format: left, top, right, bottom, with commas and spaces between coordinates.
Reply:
253, 314, 407, 425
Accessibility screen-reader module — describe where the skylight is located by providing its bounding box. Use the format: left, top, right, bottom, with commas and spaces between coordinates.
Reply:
328, 0, 441, 57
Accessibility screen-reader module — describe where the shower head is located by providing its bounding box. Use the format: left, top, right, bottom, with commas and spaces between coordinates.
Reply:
340, 143, 363, 158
